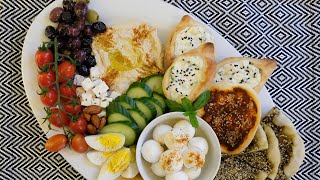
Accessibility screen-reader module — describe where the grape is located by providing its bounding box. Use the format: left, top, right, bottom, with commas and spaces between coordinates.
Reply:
92, 21, 106, 33
82, 47, 92, 56
49, 7, 64, 23
84, 55, 96, 67
61, 11, 74, 24
72, 49, 87, 64
45, 26, 57, 39
81, 37, 92, 47
74, 2, 88, 18
67, 37, 81, 49
83, 25, 94, 37
86, 9, 99, 23
74, 18, 85, 31
63, 0, 75, 11
77, 64, 90, 76
67, 26, 80, 37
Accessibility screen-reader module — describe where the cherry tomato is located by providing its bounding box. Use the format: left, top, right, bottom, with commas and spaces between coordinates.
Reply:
38, 70, 56, 88
69, 116, 87, 134
58, 61, 76, 82
40, 89, 58, 106
60, 81, 77, 98
64, 99, 81, 115
48, 108, 70, 127
45, 134, 67, 152
35, 48, 53, 69
71, 134, 89, 153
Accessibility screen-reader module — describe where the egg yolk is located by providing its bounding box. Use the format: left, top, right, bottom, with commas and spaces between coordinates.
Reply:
106, 149, 131, 173
102, 151, 114, 158
98, 134, 123, 148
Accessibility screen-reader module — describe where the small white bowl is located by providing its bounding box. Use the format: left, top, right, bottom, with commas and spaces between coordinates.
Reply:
136, 112, 221, 180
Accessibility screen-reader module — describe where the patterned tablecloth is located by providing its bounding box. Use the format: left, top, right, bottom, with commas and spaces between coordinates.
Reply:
0, 0, 319, 179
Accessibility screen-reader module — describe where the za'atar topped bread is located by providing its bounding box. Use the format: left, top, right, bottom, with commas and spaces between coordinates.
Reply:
198, 83, 261, 154
214, 57, 277, 93
162, 42, 216, 103
164, 15, 214, 70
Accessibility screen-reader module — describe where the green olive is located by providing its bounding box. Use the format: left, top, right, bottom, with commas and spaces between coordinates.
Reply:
76, 0, 90, 3
86, 9, 99, 23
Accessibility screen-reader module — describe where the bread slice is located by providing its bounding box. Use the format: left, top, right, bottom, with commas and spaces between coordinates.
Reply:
241, 125, 268, 154
215, 124, 280, 180
262, 107, 305, 179
198, 83, 261, 154
164, 15, 213, 70
214, 57, 277, 93
162, 42, 216, 103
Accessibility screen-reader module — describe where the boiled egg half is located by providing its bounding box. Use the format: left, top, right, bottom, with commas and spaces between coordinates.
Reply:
85, 133, 125, 152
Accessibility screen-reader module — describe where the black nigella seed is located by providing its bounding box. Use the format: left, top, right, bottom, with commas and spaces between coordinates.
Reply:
175, 88, 178, 92
234, 64, 238, 67
192, 74, 195, 76
229, 78, 232, 80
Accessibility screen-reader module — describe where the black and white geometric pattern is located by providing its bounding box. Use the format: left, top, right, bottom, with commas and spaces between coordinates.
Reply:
0, 0, 319, 179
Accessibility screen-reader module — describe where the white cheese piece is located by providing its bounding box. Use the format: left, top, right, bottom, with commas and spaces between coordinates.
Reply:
100, 99, 110, 108
214, 60, 261, 88
81, 78, 95, 91
92, 79, 103, 87
105, 97, 113, 102
81, 93, 93, 106
73, 74, 85, 86
86, 90, 96, 97
97, 110, 107, 117
92, 98, 101, 106
175, 26, 212, 56
76, 87, 85, 97
166, 56, 204, 100
109, 91, 121, 100
90, 66, 101, 81
92, 82, 109, 97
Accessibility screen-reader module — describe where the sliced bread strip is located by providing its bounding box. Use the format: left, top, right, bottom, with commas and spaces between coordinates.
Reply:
164, 15, 213, 70
214, 57, 277, 93
162, 42, 216, 103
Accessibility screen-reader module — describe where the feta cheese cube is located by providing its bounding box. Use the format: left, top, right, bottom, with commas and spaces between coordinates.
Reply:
100, 99, 110, 108
92, 82, 109, 97
92, 79, 103, 87
105, 97, 113, 102
81, 93, 93, 106
110, 91, 121, 100
76, 87, 85, 97
87, 90, 96, 97
73, 74, 85, 86
97, 110, 107, 117
81, 78, 94, 91
90, 66, 101, 80
92, 98, 101, 106
100, 92, 109, 99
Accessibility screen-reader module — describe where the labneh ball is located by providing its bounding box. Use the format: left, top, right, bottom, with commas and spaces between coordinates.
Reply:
151, 162, 166, 177
165, 171, 188, 180
182, 148, 205, 169
173, 120, 195, 140
141, 140, 164, 163
164, 128, 189, 150
153, 124, 172, 144
188, 137, 209, 155
183, 167, 201, 180
159, 150, 183, 173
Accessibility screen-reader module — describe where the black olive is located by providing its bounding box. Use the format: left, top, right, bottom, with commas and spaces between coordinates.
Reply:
92, 21, 106, 33
45, 26, 57, 39
81, 37, 92, 47
84, 55, 96, 67
83, 25, 94, 37
77, 64, 90, 76
61, 11, 74, 24
82, 47, 92, 55
63, 0, 75, 11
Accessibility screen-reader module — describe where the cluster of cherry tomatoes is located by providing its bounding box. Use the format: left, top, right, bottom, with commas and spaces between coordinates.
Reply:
36, 43, 89, 153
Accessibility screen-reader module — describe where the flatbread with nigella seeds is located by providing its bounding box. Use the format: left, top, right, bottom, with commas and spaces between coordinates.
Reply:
261, 107, 305, 179
215, 122, 281, 180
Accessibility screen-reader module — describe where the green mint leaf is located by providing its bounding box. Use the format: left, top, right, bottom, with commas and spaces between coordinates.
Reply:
165, 99, 184, 112
181, 97, 193, 111
193, 90, 211, 110
183, 111, 198, 128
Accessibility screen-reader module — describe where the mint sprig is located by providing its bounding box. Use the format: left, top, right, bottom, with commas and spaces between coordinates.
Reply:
165, 90, 211, 128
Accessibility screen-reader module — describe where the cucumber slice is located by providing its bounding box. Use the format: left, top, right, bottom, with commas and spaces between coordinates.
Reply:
126, 82, 152, 99
128, 109, 147, 131
114, 95, 137, 109
135, 99, 156, 121
100, 122, 139, 146
143, 97, 164, 117
153, 93, 166, 108
107, 102, 133, 123
142, 74, 164, 94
